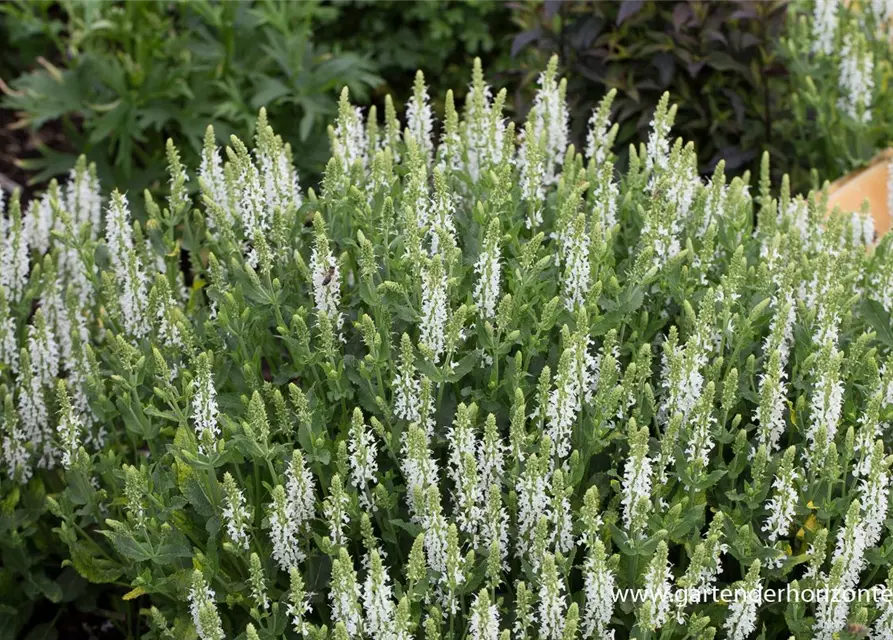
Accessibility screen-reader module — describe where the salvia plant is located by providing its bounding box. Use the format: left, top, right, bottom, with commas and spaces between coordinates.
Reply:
2, 55, 893, 640
778, 0, 893, 192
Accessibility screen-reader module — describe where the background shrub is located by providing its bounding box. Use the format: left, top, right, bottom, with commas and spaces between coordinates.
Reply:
0, 0, 515, 200
507, 0, 788, 177
4, 0, 891, 204
1, 0, 384, 193
313, 0, 516, 104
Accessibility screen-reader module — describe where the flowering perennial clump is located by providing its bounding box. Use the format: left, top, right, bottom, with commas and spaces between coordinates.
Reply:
2, 56, 893, 640
780, 0, 893, 193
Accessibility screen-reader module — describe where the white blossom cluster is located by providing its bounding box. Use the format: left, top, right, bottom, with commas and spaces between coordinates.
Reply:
837, 32, 875, 124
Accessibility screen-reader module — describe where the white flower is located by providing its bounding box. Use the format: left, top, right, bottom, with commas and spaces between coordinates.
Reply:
105, 192, 149, 339
322, 474, 351, 546
200, 127, 230, 217
17, 366, 50, 471
549, 470, 575, 555
684, 390, 716, 473
362, 550, 395, 640
724, 562, 762, 640
447, 404, 480, 536
0, 290, 17, 374
858, 441, 890, 549
621, 421, 653, 535
332, 88, 369, 175
592, 160, 619, 231
763, 448, 799, 542
57, 393, 83, 470
222, 472, 252, 551
547, 345, 580, 460
518, 119, 547, 228
526, 56, 568, 185
756, 298, 795, 451
286, 450, 317, 528
268, 450, 316, 571
191, 356, 220, 454
331, 549, 364, 637
812, 0, 839, 56
479, 484, 509, 568
151, 276, 185, 350
585, 89, 617, 166
1, 198, 30, 303
813, 502, 868, 639
583, 539, 616, 639
256, 125, 302, 218
664, 147, 700, 223
188, 571, 224, 640
392, 362, 421, 424
310, 247, 343, 331
407, 71, 435, 164
28, 314, 58, 387
561, 212, 591, 312
288, 567, 313, 635
645, 94, 674, 174
419, 257, 448, 363
401, 424, 439, 521
639, 541, 673, 631
641, 182, 683, 269
429, 173, 458, 257
469, 590, 500, 640
422, 486, 449, 579
871, 0, 893, 24
237, 161, 268, 247
538, 554, 567, 640
464, 59, 507, 183
348, 408, 378, 509
473, 226, 501, 320
515, 454, 549, 561
2, 399, 31, 483
698, 171, 727, 238
65, 159, 102, 234
805, 342, 844, 473
19, 312, 58, 468
269, 484, 304, 571
838, 32, 874, 124
477, 414, 505, 497
850, 211, 875, 246
248, 553, 269, 612
874, 580, 893, 640
888, 157, 893, 225
24, 194, 53, 255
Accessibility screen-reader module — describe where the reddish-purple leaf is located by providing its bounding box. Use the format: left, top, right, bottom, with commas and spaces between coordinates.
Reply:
545, 0, 564, 20
616, 0, 644, 26
672, 3, 692, 31
511, 27, 543, 58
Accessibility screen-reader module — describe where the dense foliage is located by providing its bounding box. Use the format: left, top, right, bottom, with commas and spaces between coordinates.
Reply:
775, 0, 893, 191
0, 0, 515, 198
4, 0, 891, 204
508, 0, 893, 192
3, 54, 893, 640
0, 0, 384, 192
313, 0, 515, 103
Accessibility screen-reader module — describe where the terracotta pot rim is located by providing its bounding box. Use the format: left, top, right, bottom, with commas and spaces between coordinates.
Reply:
826, 148, 893, 194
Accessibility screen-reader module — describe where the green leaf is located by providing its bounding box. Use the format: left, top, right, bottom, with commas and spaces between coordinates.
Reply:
862, 299, 893, 348
65, 542, 123, 584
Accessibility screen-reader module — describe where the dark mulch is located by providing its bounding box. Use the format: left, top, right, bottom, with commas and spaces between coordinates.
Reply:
20, 600, 139, 640
0, 103, 67, 203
